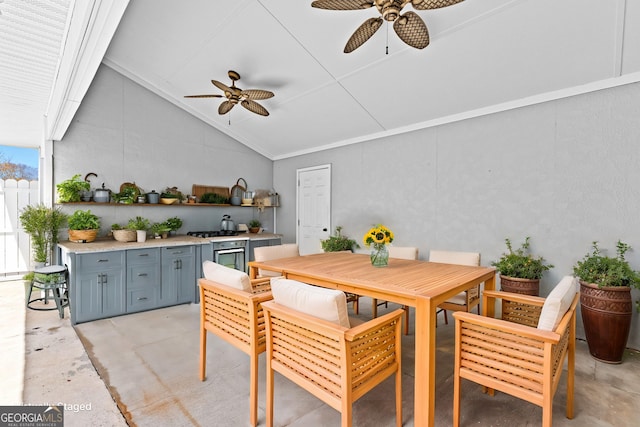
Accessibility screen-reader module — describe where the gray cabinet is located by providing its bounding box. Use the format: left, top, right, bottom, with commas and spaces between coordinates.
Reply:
127, 248, 161, 313
160, 245, 196, 306
61, 243, 198, 324
73, 251, 126, 323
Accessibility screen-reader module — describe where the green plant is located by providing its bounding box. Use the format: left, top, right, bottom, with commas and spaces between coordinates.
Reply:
111, 223, 124, 230
19, 204, 67, 263
112, 186, 138, 204
321, 226, 360, 252
56, 174, 90, 203
491, 237, 553, 279
249, 219, 261, 228
573, 241, 640, 291
161, 187, 185, 202
127, 216, 150, 231
151, 222, 171, 235
163, 217, 183, 231
199, 193, 229, 204
68, 209, 100, 230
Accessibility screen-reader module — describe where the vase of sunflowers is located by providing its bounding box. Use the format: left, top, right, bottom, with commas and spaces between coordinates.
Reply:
363, 224, 394, 267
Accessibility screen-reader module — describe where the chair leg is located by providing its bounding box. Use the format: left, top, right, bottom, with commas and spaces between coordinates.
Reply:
266, 358, 274, 427
199, 328, 207, 381
395, 365, 402, 427
403, 305, 409, 335
372, 298, 378, 318
444, 310, 448, 325
353, 297, 359, 315
250, 355, 258, 427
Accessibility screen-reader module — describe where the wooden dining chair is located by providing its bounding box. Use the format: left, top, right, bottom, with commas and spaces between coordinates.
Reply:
263, 277, 404, 427
453, 276, 579, 427
429, 250, 481, 325
371, 246, 418, 335
199, 261, 272, 427
253, 243, 300, 278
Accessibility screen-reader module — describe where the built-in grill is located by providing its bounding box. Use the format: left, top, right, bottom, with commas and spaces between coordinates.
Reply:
187, 230, 239, 238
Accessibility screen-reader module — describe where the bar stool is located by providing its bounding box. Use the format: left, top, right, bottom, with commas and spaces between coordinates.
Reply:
26, 265, 69, 319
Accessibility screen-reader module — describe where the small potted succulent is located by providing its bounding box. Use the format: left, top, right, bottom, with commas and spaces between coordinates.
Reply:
491, 237, 553, 296
249, 219, 261, 233
67, 209, 100, 243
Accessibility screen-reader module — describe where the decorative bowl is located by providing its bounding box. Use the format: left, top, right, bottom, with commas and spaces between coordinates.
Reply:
160, 198, 178, 205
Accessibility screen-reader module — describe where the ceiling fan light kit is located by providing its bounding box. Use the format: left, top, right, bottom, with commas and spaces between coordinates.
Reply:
311, 0, 465, 53
184, 70, 274, 117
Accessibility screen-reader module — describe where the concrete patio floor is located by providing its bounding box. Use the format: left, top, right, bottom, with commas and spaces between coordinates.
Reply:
2, 279, 639, 426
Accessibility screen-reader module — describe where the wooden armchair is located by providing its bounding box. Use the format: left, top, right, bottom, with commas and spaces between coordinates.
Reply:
263, 278, 404, 427
199, 261, 273, 427
453, 276, 579, 427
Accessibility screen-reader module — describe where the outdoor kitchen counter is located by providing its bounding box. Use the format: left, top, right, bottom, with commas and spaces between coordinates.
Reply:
57, 232, 283, 253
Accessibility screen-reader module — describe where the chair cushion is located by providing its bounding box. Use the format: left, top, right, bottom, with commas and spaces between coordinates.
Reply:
202, 260, 251, 292
254, 244, 300, 277
537, 276, 578, 331
270, 277, 350, 328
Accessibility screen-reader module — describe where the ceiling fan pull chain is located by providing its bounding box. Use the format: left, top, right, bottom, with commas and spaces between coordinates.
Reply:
386, 21, 389, 55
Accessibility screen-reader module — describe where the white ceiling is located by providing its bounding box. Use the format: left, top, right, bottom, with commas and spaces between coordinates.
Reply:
3, 0, 640, 160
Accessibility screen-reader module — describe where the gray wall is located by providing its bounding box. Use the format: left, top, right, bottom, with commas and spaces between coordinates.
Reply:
54, 65, 274, 234
274, 82, 640, 349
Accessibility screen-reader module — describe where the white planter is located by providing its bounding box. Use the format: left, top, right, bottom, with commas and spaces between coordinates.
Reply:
136, 230, 147, 242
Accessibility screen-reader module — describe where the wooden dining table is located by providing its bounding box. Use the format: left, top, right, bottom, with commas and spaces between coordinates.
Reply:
249, 251, 496, 427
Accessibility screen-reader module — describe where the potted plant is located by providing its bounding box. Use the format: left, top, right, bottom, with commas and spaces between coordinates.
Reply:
249, 219, 261, 233
67, 209, 100, 243
321, 226, 360, 253
163, 217, 183, 234
491, 237, 553, 296
127, 216, 151, 242
19, 204, 67, 265
111, 223, 137, 242
151, 222, 171, 239
56, 174, 90, 203
573, 241, 640, 363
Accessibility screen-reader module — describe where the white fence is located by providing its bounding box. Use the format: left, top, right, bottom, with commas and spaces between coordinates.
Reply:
0, 179, 38, 279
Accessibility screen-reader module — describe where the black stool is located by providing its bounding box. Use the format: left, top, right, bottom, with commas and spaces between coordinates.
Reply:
26, 265, 69, 319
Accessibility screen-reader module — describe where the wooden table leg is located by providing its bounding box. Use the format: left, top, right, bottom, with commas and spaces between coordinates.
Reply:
414, 297, 435, 427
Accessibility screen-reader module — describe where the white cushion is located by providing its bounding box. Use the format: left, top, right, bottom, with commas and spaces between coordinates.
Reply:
254, 244, 300, 277
270, 277, 350, 328
537, 276, 578, 331
429, 250, 480, 266
202, 260, 251, 292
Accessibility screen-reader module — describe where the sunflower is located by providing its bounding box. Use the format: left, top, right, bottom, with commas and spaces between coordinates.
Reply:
363, 225, 394, 247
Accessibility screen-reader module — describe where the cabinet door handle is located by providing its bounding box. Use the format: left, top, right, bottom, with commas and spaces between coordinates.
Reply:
137, 297, 148, 301
98, 259, 109, 263
172, 251, 184, 255
178, 259, 182, 269
97, 274, 102, 284
102, 273, 107, 285
139, 253, 149, 257
138, 273, 148, 277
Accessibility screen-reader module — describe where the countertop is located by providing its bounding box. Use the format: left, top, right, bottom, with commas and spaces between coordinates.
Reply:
57, 232, 282, 253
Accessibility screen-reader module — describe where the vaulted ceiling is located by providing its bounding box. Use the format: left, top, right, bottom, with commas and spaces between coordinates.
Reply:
2, 0, 640, 160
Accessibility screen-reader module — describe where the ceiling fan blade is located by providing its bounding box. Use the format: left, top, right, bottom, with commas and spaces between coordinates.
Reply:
218, 100, 235, 115
411, 0, 465, 11
241, 89, 275, 100
344, 17, 383, 53
184, 94, 223, 98
393, 11, 429, 49
311, 0, 374, 11
241, 99, 269, 116
211, 79, 232, 94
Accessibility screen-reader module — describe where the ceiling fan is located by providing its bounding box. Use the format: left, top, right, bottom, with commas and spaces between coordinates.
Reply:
184, 70, 274, 116
311, 0, 465, 53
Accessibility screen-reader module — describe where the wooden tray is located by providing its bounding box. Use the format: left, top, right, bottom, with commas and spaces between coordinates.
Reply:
192, 185, 230, 201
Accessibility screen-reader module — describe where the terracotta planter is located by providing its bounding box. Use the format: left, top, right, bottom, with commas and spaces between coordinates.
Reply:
68, 229, 98, 243
579, 281, 632, 364
499, 275, 540, 296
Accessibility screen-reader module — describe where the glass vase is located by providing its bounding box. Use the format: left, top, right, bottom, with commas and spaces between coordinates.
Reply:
370, 243, 389, 267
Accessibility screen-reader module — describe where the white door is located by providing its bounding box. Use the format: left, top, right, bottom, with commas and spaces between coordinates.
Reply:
297, 164, 331, 255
